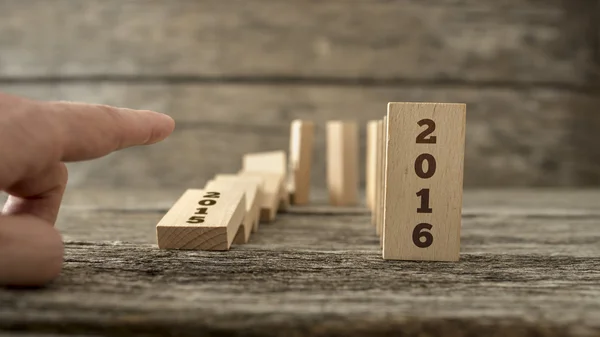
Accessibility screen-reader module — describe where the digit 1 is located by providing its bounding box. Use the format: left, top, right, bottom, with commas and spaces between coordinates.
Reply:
416, 188, 432, 213
195, 208, 208, 215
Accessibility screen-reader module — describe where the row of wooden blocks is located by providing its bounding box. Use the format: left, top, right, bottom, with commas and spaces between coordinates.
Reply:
156, 101, 467, 262
156, 120, 315, 250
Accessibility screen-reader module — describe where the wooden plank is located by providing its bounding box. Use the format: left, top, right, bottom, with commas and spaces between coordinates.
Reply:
326, 121, 358, 206
365, 120, 378, 210
0, 83, 593, 187
2, 188, 600, 336
383, 103, 466, 261
377, 117, 388, 239
288, 120, 314, 205
156, 188, 245, 250
205, 178, 260, 243
213, 174, 263, 232
0, 0, 591, 85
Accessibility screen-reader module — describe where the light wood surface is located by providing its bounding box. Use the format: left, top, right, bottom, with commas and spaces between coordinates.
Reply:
366, 120, 378, 210
214, 174, 263, 232
205, 178, 260, 244
377, 117, 387, 239
288, 120, 314, 205
372, 119, 383, 227
383, 103, 466, 261
326, 121, 359, 206
238, 171, 283, 222
243, 151, 289, 209
156, 188, 246, 250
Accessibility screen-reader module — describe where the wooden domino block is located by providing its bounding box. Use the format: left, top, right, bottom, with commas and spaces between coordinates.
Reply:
205, 178, 260, 244
156, 189, 246, 251
377, 116, 387, 239
383, 102, 466, 261
214, 174, 263, 232
243, 151, 289, 210
326, 121, 358, 206
238, 171, 283, 222
372, 119, 383, 227
288, 120, 314, 205
366, 120, 379, 210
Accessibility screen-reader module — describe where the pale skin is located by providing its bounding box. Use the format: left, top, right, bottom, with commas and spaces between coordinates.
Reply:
0, 92, 175, 287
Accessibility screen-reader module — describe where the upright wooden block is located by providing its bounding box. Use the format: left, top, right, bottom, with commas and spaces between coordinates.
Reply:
372, 119, 383, 227
366, 120, 379, 210
214, 174, 263, 232
243, 151, 289, 210
205, 178, 260, 244
326, 121, 358, 206
238, 171, 283, 222
383, 102, 466, 261
288, 120, 315, 205
156, 189, 246, 251
377, 116, 387, 239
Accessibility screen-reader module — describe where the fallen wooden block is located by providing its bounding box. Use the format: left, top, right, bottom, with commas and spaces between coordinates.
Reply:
288, 120, 315, 205
326, 120, 358, 206
238, 171, 283, 222
213, 174, 264, 232
243, 150, 289, 210
205, 178, 260, 244
366, 120, 379, 210
156, 189, 246, 251
383, 102, 466, 262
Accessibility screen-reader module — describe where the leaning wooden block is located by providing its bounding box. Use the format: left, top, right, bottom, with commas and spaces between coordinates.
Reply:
326, 121, 359, 206
205, 179, 259, 244
238, 171, 282, 222
243, 150, 290, 210
212, 174, 263, 233
288, 120, 315, 205
383, 102, 466, 262
366, 120, 379, 210
156, 189, 246, 251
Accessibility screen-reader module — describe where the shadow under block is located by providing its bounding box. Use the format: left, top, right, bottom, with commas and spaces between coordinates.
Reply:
366, 120, 379, 210
238, 171, 283, 222
156, 189, 246, 251
383, 102, 466, 261
214, 174, 263, 232
326, 121, 359, 206
205, 178, 260, 244
372, 119, 383, 227
289, 120, 314, 205
243, 150, 289, 210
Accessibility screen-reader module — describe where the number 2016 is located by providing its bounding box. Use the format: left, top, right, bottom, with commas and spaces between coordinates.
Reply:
413, 119, 436, 248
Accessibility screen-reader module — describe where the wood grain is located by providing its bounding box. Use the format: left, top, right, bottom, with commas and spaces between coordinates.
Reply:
1, 188, 600, 336
0, 82, 594, 188
0, 0, 593, 85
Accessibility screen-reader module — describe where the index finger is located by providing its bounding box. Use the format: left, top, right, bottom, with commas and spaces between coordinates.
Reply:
0, 93, 175, 189
50, 100, 176, 161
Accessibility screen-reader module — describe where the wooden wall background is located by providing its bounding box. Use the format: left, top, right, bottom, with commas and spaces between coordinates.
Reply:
1, 0, 599, 189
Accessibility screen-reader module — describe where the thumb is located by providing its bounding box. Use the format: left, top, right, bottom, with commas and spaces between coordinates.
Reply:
0, 215, 63, 287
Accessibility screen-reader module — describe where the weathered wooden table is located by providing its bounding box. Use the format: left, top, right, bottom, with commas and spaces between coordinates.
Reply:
1, 188, 599, 336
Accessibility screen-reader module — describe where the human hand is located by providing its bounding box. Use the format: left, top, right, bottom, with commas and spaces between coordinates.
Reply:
0, 92, 175, 287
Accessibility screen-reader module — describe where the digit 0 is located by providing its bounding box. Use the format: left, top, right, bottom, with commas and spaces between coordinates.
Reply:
414, 153, 436, 179
199, 199, 216, 206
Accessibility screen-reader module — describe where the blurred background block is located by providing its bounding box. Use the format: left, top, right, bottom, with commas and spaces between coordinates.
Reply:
0, 0, 598, 188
